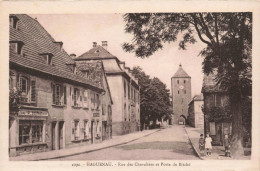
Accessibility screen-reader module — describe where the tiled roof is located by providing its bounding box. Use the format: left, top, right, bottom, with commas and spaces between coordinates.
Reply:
75, 45, 117, 60
172, 64, 190, 78
9, 14, 102, 91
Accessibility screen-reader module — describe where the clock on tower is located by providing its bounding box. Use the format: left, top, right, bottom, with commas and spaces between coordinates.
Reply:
171, 64, 191, 125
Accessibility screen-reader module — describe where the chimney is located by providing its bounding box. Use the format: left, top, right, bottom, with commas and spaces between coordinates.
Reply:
101, 41, 108, 50
93, 42, 97, 48
54, 41, 63, 51
70, 53, 76, 59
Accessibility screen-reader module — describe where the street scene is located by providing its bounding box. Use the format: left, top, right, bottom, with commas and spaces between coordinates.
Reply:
9, 13, 252, 161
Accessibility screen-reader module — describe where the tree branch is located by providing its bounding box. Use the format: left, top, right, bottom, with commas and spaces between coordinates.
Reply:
214, 13, 220, 45
190, 14, 212, 46
199, 13, 216, 44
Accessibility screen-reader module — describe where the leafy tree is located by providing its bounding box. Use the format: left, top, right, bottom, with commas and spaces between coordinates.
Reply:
123, 13, 252, 158
132, 66, 171, 129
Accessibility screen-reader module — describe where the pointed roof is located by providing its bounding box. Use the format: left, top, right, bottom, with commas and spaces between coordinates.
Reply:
75, 45, 119, 61
172, 64, 191, 78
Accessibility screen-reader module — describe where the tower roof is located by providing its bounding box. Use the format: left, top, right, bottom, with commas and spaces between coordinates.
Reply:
172, 64, 191, 78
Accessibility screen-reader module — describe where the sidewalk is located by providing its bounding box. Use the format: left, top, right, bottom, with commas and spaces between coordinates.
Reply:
10, 129, 160, 161
185, 126, 251, 160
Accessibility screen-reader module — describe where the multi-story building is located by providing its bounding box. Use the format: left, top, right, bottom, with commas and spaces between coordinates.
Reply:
9, 14, 111, 157
187, 94, 204, 128
171, 64, 191, 125
74, 42, 140, 135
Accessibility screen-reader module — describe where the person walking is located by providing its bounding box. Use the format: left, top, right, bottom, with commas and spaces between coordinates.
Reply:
205, 133, 212, 156
199, 134, 205, 156
224, 134, 231, 157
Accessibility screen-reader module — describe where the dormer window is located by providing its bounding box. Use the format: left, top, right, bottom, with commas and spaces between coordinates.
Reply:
10, 15, 19, 29
81, 70, 89, 79
40, 53, 53, 65
10, 41, 24, 56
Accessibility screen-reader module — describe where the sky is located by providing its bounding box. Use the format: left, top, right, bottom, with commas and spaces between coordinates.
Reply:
29, 14, 206, 97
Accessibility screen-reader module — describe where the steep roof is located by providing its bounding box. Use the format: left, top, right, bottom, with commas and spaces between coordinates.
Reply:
172, 64, 191, 78
9, 14, 102, 91
75, 45, 118, 60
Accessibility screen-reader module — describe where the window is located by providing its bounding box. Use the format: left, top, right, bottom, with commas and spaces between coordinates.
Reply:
177, 80, 179, 84
96, 94, 100, 110
178, 90, 179, 94
10, 41, 24, 56
184, 80, 186, 84
20, 76, 28, 95
96, 121, 101, 137
52, 83, 64, 106
19, 120, 43, 145
128, 83, 130, 99
41, 53, 53, 65
73, 88, 80, 107
72, 121, 80, 140
208, 94, 222, 107
19, 75, 36, 103
124, 104, 126, 121
82, 70, 89, 79
83, 90, 89, 108
90, 91, 95, 109
184, 90, 186, 94
10, 16, 19, 29
124, 81, 126, 98
84, 121, 90, 139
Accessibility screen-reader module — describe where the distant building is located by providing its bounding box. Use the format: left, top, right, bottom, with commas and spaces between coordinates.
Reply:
74, 42, 140, 135
187, 94, 204, 128
9, 14, 108, 157
171, 64, 191, 125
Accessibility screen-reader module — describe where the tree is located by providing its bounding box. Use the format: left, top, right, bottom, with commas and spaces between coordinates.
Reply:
132, 66, 172, 129
123, 13, 252, 158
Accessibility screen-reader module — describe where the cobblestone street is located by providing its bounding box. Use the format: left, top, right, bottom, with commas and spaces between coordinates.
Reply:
52, 125, 199, 160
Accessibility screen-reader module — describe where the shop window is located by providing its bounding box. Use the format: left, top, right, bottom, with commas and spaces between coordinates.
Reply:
52, 83, 64, 106
19, 120, 43, 145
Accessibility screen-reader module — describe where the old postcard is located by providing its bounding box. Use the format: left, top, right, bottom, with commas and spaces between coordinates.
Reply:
0, 1, 259, 171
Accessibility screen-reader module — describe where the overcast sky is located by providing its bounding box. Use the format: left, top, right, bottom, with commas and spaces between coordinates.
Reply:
29, 14, 205, 97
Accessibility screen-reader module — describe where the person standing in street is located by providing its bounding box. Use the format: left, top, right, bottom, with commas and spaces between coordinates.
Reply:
199, 134, 205, 156
224, 134, 231, 157
205, 133, 212, 156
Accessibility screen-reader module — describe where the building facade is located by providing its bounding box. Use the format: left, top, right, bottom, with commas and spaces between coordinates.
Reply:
9, 14, 110, 157
201, 72, 231, 145
171, 64, 191, 125
74, 42, 140, 135
187, 94, 204, 128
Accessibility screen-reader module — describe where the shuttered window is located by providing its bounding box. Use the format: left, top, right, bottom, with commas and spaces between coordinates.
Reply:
31, 80, 36, 102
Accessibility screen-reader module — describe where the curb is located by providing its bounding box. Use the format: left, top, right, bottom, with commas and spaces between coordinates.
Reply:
184, 127, 204, 160
12, 129, 161, 161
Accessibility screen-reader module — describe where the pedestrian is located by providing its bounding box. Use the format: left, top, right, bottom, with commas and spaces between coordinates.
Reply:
224, 134, 231, 157
199, 134, 205, 156
205, 133, 212, 156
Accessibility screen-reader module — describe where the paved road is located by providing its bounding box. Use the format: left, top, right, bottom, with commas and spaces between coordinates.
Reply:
52, 125, 199, 160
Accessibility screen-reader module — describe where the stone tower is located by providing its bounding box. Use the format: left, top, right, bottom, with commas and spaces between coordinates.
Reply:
171, 64, 191, 124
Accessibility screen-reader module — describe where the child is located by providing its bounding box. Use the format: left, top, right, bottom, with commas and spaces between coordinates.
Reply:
224, 134, 231, 157
205, 133, 212, 156
199, 134, 205, 156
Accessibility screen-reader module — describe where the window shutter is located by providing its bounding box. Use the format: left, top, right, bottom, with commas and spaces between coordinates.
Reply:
71, 121, 75, 141
31, 80, 36, 102
64, 86, 67, 105
209, 122, 216, 135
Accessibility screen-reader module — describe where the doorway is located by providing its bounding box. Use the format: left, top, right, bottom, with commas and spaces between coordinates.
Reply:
51, 122, 56, 150
58, 121, 64, 149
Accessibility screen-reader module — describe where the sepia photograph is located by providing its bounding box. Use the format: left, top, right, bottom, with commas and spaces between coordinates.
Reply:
8, 12, 252, 161
0, 1, 260, 171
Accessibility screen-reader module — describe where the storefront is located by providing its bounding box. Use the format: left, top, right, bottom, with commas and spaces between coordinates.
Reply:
9, 106, 49, 157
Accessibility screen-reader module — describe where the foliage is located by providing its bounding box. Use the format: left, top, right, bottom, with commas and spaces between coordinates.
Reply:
9, 88, 22, 108
205, 106, 232, 122
123, 13, 252, 157
131, 66, 171, 127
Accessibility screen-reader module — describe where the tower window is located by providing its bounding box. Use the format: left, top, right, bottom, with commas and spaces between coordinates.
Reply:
177, 80, 179, 84
184, 80, 186, 84
178, 90, 179, 94
184, 90, 186, 94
